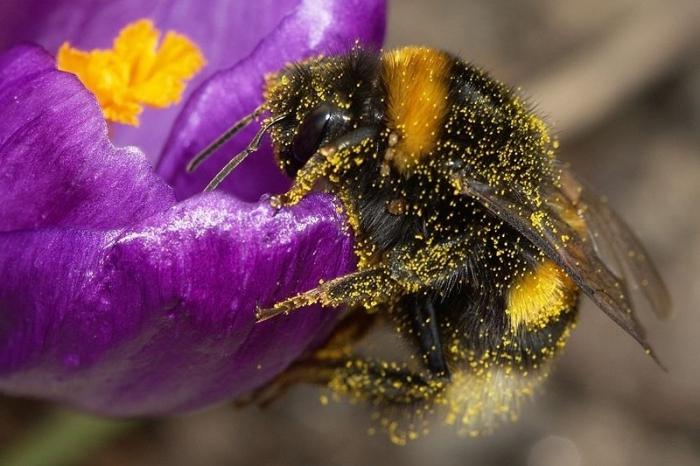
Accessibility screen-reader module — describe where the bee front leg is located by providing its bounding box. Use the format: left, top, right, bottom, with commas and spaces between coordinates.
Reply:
270, 151, 332, 208
271, 127, 378, 208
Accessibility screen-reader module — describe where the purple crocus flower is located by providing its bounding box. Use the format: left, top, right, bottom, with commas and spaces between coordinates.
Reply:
0, 1, 385, 416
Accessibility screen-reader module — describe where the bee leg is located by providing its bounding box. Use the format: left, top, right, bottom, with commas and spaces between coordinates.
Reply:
255, 267, 398, 322
238, 310, 378, 407
271, 127, 379, 208
402, 294, 450, 377
239, 357, 447, 411
242, 357, 446, 408
327, 358, 447, 407
270, 151, 331, 208
257, 235, 476, 323
245, 305, 450, 409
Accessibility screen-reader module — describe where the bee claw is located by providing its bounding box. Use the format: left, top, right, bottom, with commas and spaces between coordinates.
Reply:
270, 194, 299, 210
254, 306, 271, 323
269, 195, 283, 209
255, 304, 288, 323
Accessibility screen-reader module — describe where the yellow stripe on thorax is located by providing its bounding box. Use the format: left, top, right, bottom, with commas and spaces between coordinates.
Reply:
381, 47, 451, 175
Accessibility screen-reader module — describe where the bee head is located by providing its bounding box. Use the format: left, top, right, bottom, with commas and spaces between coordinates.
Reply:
264, 50, 382, 177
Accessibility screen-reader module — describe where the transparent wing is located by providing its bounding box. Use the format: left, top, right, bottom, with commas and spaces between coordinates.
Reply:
456, 173, 664, 364
568, 174, 672, 320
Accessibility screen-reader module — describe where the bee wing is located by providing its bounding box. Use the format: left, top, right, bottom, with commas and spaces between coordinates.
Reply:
457, 175, 661, 363
564, 173, 672, 320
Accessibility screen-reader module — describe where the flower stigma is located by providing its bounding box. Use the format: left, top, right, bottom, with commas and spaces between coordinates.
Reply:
57, 19, 206, 126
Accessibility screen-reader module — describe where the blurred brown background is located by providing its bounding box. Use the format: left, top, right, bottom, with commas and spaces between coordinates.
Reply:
2, 0, 699, 465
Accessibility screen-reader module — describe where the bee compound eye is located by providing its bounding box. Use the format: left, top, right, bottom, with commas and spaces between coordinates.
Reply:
292, 104, 349, 167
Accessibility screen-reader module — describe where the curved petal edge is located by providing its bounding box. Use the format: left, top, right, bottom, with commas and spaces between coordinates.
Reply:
0, 192, 355, 415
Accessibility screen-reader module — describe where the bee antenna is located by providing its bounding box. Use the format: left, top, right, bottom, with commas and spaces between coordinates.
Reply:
186, 104, 266, 173
204, 114, 288, 192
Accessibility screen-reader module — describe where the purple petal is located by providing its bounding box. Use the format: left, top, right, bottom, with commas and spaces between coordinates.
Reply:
0, 45, 174, 231
0, 192, 355, 415
0, 0, 386, 412
0, 44, 358, 414
0, 0, 305, 162
157, 0, 387, 201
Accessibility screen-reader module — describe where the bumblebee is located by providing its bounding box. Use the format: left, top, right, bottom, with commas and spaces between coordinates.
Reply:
188, 46, 670, 442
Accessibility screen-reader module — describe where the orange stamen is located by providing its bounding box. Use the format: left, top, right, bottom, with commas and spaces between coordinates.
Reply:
57, 19, 206, 126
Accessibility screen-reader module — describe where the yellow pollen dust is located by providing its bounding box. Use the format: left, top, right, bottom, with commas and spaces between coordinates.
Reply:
57, 19, 205, 125
506, 260, 575, 330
